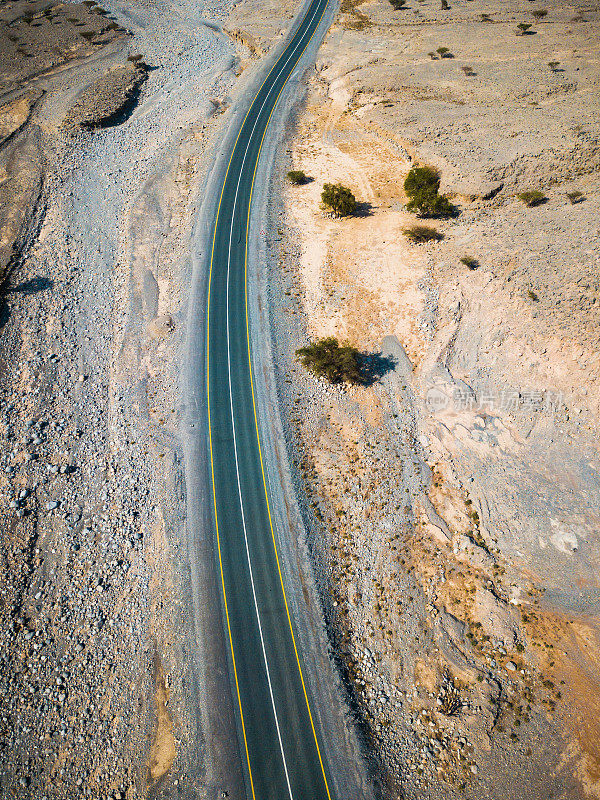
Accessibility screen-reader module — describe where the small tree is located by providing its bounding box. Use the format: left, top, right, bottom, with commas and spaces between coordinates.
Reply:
532, 8, 547, 18
548, 60, 560, 71
404, 165, 456, 218
436, 46, 452, 58
296, 337, 364, 384
321, 183, 357, 217
516, 22, 533, 34
404, 165, 440, 195
287, 170, 307, 185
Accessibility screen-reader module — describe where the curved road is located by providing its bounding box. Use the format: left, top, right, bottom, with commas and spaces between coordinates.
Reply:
205, 1, 338, 798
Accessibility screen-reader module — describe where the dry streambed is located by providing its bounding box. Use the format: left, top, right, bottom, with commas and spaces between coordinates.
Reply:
0, 0, 297, 795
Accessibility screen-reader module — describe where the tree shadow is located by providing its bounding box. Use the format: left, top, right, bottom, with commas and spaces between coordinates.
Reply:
354, 200, 375, 218
360, 351, 397, 385
1, 275, 53, 332
7, 276, 54, 295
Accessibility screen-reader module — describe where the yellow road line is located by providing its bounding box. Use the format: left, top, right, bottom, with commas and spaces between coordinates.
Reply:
206, 1, 325, 796
243, 2, 333, 796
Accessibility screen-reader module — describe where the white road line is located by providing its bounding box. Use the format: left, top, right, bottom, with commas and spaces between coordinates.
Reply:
223, 3, 324, 798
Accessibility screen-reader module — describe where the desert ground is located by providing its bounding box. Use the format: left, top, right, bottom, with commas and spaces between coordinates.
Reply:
0, 0, 297, 794
0, 0, 599, 797
267, 0, 600, 798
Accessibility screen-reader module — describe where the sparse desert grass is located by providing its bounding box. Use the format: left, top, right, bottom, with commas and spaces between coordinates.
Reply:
518, 190, 547, 207
460, 255, 479, 270
566, 190, 584, 204
402, 224, 443, 243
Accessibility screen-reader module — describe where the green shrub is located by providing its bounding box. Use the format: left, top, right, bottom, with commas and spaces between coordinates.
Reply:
516, 22, 533, 34
567, 190, 584, 204
403, 224, 443, 243
404, 165, 440, 195
408, 190, 456, 218
436, 46, 452, 58
527, 289, 538, 301
532, 8, 547, 18
548, 60, 560, 71
404, 165, 456, 218
296, 337, 364, 384
287, 170, 308, 185
321, 183, 357, 217
518, 190, 546, 207
460, 255, 479, 270
441, 0, 449, 9
389, 0, 408, 8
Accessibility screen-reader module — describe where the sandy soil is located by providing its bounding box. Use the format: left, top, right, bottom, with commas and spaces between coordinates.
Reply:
269, 0, 600, 797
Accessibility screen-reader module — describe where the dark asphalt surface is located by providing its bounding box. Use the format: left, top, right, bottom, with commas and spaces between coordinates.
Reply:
206, 0, 335, 798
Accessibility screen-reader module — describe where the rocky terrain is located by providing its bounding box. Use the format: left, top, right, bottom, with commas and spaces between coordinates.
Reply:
266, 0, 600, 798
0, 0, 298, 795
2, 0, 599, 796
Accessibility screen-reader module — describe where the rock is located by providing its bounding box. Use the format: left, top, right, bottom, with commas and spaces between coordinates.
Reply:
46, 500, 59, 511
505, 662, 516, 671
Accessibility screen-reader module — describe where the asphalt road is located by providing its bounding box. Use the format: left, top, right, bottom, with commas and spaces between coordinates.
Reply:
205, 0, 336, 798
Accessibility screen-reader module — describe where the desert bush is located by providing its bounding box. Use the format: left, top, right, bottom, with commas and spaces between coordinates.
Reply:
428, 51, 437, 59
436, 46, 452, 58
441, 0, 449, 9
567, 190, 584, 204
404, 166, 456, 218
516, 22, 534, 34
287, 170, 308, 185
518, 190, 546, 207
296, 337, 364, 384
532, 8, 547, 18
389, 0, 408, 8
527, 289, 539, 301
460, 255, 479, 270
461, 65, 476, 76
548, 60, 560, 71
403, 224, 443, 243
404, 165, 439, 196
480, 12, 491, 21
321, 183, 357, 217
